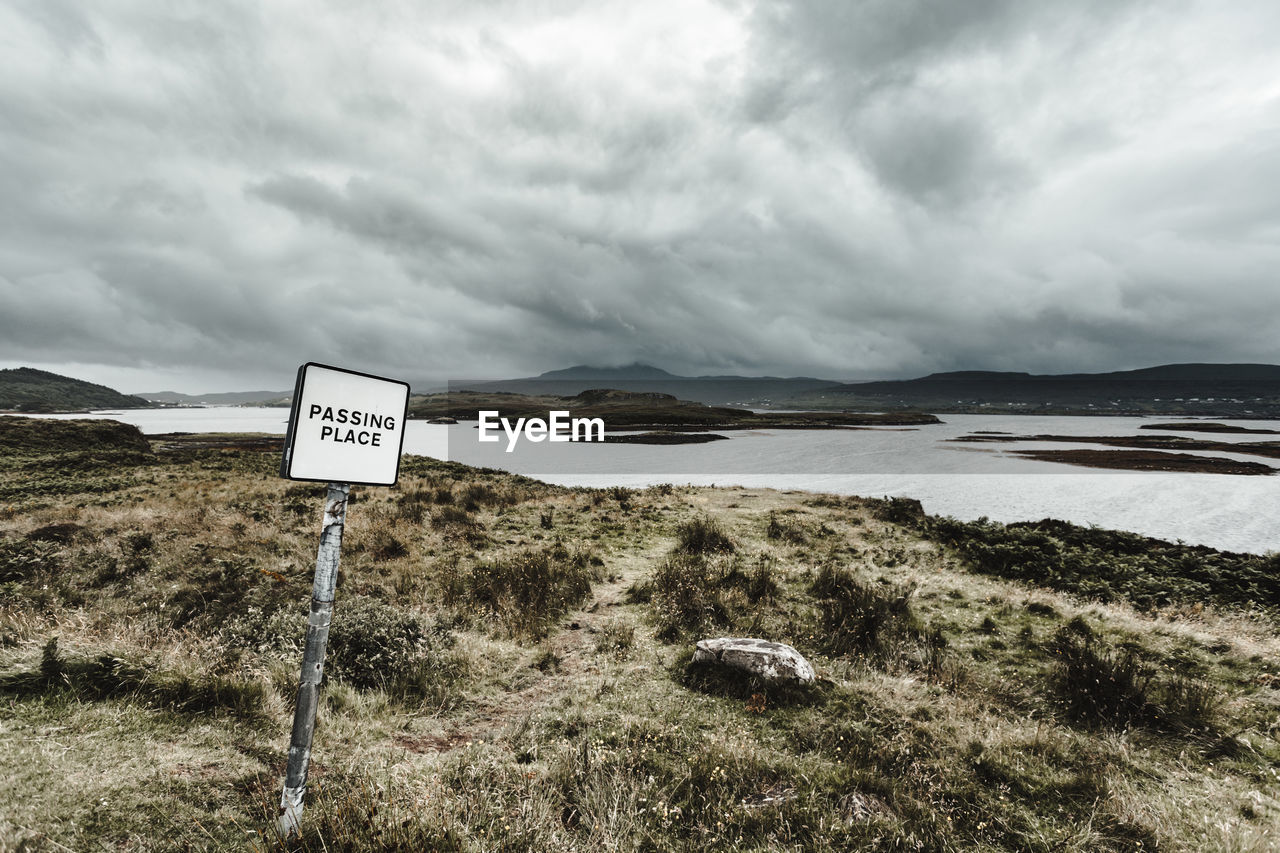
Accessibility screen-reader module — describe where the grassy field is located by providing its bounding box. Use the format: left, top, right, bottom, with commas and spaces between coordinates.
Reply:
1, 417, 1278, 851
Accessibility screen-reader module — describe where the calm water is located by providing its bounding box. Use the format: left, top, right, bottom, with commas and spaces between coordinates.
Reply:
23, 408, 1280, 554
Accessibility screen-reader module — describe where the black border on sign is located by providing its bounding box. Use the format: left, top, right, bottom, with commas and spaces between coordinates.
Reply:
279, 362, 412, 487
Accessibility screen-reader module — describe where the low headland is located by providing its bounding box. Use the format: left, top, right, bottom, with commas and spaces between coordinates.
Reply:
952, 429, 1280, 475
602, 431, 730, 445
0, 367, 151, 413
783, 364, 1280, 418
1, 416, 1278, 850
1139, 422, 1280, 435
409, 388, 942, 431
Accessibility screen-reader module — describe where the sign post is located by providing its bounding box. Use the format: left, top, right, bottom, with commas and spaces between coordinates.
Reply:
278, 482, 348, 838
276, 363, 409, 838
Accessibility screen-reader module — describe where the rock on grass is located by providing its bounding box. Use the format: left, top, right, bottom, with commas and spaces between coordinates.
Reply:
693, 637, 815, 684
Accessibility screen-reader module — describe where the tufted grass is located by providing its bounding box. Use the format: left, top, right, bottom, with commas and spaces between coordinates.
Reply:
0, 420, 1277, 850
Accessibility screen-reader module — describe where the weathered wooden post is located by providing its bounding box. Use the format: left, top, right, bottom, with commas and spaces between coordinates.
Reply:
275, 363, 410, 837
278, 481, 350, 837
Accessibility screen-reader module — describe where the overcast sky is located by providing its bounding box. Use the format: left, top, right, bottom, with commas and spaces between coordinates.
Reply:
2, 1, 1279, 393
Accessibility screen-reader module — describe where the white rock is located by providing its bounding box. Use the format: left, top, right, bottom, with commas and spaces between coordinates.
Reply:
693, 637, 815, 684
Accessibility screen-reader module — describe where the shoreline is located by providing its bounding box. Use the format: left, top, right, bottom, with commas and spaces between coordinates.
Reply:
5, 416, 1279, 552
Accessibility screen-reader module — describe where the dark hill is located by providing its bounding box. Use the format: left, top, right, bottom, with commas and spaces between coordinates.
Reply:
0, 368, 151, 413
917, 371, 1033, 381
1084, 363, 1280, 381
788, 363, 1280, 417
538, 363, 677, 381
919, 364, 1280, 383
571, 388, 681, 406
135, 389, 290, 406
457, 364, 841, 406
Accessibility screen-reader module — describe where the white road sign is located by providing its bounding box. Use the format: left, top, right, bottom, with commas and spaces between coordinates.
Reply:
280, 363, 410, 486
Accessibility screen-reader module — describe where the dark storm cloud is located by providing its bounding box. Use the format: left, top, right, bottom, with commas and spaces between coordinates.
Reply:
1, 0, 1278, 392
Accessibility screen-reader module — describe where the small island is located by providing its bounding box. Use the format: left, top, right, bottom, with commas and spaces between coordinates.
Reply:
1139, 421, 1280, 435
1011, 448, 1276, 474
951, 430, 1280, 460
410, 388, 941, 431
603, 431, 729, 445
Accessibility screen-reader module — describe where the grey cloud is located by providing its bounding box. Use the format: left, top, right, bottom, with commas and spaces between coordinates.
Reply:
741, 1, 1148, 208
1, 0, 1278, 391
750, 0, 1018, 83
12, 0, 104, 56
856, 105, 1023, 208
249, 175, 503, 262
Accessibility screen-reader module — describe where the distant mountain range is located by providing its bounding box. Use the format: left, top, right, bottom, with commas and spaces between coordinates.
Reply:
135, 389, 291, 406
785, 363, 1280, 417
0, 368, 151, 412
9, 362, 1280, 419
454, 363, 841, 406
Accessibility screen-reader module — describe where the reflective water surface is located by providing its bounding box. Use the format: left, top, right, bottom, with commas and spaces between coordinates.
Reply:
23, 408, 1280, 554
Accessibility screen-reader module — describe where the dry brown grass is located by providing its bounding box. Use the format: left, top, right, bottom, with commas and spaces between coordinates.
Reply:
0, 431, 1277, 850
